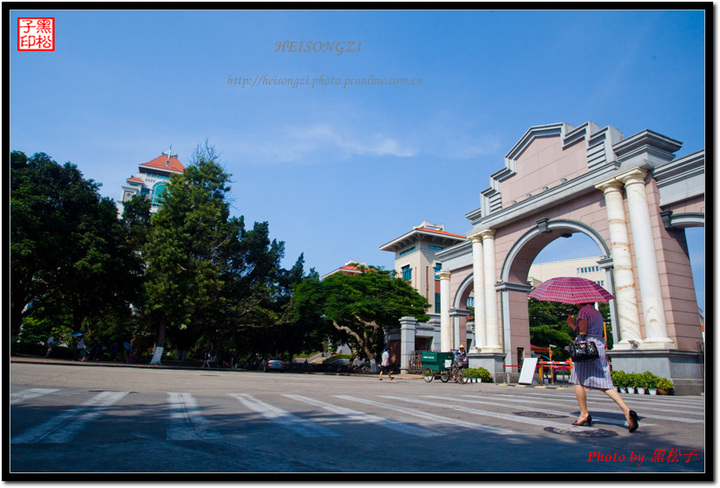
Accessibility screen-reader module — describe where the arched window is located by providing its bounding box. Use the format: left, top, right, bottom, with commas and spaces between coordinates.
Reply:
152, 182, 167, 205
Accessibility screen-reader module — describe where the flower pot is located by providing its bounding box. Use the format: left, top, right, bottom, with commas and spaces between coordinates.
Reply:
636, 387, 646, 394
649, 388, 657, 395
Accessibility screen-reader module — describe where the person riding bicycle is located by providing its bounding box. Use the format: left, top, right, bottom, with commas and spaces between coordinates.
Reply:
453, 345, 468, 368
451, 345, 467, 381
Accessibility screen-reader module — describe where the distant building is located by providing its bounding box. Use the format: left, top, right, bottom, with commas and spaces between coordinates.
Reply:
527, 256, 608, 291
117, 149, 185, 215
380, 221, 468, 313
321, 260, 367, 279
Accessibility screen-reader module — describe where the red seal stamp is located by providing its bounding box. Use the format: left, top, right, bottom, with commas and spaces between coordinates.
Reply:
18, 17, 55, 51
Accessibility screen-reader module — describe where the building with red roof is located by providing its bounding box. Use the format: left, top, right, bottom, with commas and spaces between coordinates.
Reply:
117, 148, 185, 215
320, 260, 367, 280
380, 220, 468, 314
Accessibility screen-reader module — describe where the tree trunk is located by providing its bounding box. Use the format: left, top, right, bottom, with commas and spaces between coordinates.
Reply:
149, 318, 167, 365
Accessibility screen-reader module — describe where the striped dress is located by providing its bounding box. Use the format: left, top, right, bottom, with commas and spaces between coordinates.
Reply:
569, 304, 614, 389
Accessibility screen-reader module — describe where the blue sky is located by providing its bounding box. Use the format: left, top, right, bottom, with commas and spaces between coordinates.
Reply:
10, 8, 706, 309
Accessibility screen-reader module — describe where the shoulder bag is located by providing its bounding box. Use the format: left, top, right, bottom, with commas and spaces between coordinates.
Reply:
568, 329, 600, 362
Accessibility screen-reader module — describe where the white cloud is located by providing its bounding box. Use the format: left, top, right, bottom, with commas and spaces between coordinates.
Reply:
229, 123, 417, 165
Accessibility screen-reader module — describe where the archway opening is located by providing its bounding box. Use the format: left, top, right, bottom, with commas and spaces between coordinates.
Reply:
500, 222, 613, 371
529, 233, 613, 360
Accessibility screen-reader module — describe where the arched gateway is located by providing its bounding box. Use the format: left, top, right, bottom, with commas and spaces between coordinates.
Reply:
402, 121, 704, 394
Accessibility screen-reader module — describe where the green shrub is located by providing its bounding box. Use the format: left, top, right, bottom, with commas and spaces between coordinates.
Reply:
657, 377, 674, 390
465, 367, 492, 382
626, 372, 641, 388
611, 370, 629, 388
640, 371, 660, 389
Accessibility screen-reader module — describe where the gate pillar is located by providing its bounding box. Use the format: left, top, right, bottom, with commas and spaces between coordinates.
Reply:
619, 168, 674, 348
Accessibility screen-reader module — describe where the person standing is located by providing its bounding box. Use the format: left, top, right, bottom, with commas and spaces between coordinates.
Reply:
379, 347, 393, 381
568, 303, 639, 432
45, 336, 55, 358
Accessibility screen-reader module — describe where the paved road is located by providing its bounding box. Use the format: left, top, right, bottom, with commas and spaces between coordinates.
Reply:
8, 359, 708, 478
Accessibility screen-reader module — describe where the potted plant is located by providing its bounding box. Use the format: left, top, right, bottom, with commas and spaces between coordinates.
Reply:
612, 370, 629, 393
643, 371, 659, 395
611, 370, 623, 393
657, 377, 674, 395
626, 372, 639, 394
465, 368, 480, 382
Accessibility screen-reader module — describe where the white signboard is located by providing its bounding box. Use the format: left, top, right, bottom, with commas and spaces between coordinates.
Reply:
518, 357, 539, 385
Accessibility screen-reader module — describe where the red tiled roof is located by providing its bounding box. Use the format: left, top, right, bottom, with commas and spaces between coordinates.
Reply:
139, 155, 185, 173
126, 176, 143, 183
414, 227, 466, 239
340, 265, 361, 272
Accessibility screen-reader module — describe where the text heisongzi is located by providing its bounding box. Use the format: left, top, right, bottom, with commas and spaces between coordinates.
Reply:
274, 41, 362, 55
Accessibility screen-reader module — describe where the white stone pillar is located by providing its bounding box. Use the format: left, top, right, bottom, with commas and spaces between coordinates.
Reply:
480, 229, 501, 351
438, 270, 452, 352
619, 168, 674, 348
470, 234, 486, 351
399, 316, 417, 374
595, 179, 643, 348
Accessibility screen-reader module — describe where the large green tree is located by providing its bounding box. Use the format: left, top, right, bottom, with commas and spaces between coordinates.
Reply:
141, 143, 308, 363
292, 266, 430, 365
142, 144, 239, 362
11, 151, 142, 344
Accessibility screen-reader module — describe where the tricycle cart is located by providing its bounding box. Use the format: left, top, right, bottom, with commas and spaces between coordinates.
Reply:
420, 352, 469, 384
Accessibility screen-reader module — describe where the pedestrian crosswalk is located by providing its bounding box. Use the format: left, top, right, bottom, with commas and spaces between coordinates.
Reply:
11, 387, 705, 445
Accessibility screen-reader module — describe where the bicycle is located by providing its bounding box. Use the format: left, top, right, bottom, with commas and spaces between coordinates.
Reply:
440, 362, 469, 384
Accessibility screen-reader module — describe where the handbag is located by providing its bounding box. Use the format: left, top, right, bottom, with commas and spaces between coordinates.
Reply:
568, 329, 599, 362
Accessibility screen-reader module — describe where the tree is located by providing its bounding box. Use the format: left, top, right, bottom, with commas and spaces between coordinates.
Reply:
293, 266, 429, 366
142, 143, 238, 363
11, 151, 141, 344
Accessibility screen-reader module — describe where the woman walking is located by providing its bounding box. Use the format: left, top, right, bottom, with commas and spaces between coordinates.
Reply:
568, 303, 639, 433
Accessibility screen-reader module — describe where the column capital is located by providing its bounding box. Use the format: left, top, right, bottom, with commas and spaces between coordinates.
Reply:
437, 270, 452, 280
479, 228, 496, 240
594, 178, 625, 194
469, 233, 483, 244
617, 167, 648, 186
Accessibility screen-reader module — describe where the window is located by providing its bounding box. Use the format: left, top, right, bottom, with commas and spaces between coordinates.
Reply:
402, 265, 412, 281
429, 245, 444, 251
434, 263, 442, 279
435, 293, 441, 313
399, 246, 416, 257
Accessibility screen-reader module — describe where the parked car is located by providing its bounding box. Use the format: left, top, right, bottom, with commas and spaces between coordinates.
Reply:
265, 357, 286, 372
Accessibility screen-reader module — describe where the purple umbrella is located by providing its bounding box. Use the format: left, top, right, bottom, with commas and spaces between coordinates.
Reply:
528, 276, 614, 305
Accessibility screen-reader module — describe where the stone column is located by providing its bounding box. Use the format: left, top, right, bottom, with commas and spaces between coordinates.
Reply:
470, 234, 486, 351
399, 316, 417, 374
438, 270, 452, 352
595, 179, 643, 348
619, 168, 674, 348
480, 229, 502, 351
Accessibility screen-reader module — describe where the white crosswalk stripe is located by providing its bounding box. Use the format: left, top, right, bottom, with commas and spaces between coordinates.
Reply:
11, 391, 128, 444
383, 395, 607, 432
11, 388, 59, 405
285, 394, 440, 437
167, 392, 222, 441
229, 393, 341, 438
335, 395, 527, 442
489, 392, 703, 423
494, 390, 705, 410
456, 395, 657, 427
10, 387, 705, 445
